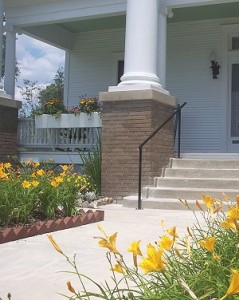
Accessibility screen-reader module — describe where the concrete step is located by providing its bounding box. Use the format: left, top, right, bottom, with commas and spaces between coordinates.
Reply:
143, 187, 239, 200
164, 168, 239, 178
154, 177, 239, 189
171, 158, 239, 169
123, 196, 231, 210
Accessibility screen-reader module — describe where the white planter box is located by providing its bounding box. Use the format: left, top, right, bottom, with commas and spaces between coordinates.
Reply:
35, 113, 102, 128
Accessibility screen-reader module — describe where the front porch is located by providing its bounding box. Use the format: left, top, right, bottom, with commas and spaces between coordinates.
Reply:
17, 117, 101, 165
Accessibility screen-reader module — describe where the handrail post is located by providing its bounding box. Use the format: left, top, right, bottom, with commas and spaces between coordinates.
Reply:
177, 107, 181, 158
138, 146, 143, 210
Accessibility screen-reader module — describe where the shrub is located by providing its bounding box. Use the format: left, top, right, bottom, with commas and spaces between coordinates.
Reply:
0, 161, 93, 226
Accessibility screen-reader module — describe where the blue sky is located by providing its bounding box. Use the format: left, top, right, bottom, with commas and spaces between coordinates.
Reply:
15, 34, 65, 101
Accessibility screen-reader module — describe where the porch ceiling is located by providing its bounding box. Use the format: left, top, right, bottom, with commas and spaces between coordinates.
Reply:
20, 2, 239, 49
169, 2, 239, 23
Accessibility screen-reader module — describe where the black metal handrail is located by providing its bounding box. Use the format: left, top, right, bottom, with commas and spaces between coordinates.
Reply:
137, 102, 187, 209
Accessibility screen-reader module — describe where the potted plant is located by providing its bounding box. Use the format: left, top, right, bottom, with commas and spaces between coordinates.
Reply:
34, 97, 102, 128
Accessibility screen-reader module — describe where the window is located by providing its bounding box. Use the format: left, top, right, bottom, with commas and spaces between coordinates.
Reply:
117, 60, 124, 84
232, 37, 239, 50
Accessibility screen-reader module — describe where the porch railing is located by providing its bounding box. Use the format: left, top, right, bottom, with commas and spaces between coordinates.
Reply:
137, 102, 187, 209
17, 118, 101, 151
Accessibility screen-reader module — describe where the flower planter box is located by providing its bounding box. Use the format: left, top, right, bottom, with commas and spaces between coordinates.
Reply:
35, 113, 102, 128
0, 209, 104, 244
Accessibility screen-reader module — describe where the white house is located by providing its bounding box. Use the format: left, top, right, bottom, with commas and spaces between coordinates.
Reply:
3, 0, 239, 198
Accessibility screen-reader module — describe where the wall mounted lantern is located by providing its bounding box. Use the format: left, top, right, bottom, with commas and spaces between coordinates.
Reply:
210, 52, 220, 79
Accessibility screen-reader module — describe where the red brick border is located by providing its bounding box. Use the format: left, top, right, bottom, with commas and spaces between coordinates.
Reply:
0, 210, 104, 244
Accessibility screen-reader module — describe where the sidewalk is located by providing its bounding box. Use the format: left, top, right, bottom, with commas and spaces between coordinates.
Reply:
0, 204, 204, 300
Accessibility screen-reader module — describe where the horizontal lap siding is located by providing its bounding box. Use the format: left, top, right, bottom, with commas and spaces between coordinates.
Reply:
68, 28, 125, 106
167, 19, 224, 153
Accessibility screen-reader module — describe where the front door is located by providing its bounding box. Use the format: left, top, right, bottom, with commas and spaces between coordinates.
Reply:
228, 56, 239, 151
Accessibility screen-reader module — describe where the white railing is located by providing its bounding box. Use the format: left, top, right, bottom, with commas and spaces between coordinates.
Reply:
17, 118, 101, 151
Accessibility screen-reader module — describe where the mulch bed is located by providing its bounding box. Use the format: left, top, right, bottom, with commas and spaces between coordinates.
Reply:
0, 209, 104, 244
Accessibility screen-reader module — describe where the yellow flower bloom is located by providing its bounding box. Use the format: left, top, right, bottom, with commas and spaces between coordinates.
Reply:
221, 218, 237, 230
37, 169, 45, 177
34, 162, 40, 168
202, 194, 216, 210
47, 234, 64, 254
97, 225, 119, 254
220, 269, 239, 299
166, 226, 179, 238
112, 263, 125, 274
22, 180, 31, 189
198, 236, 216, 253
128, 240, 142, 257
32, 180, 39, 187
158, 235, 174, 251
60, 165, 68, 171
66, 281, 76, 294
128, 240, 142, 268
0, 170, 7, 179
227, 206, 239, 220
4, 163, 11, 169
51, 180, 59, 188
55, 176, 63, 183
139, 244, 166, 273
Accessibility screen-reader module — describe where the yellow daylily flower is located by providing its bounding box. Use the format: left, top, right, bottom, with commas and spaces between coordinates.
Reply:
61, 165, 69, 171
47, 234, 64, 254
22, 180, 31, 189
55, 176, 63, 183
34, 162, 40, 168
51, 180, 59, 188
166, 226, 179, 238
0, 170, 7, 179
221, 218, 237, 230
128, 240, 142, 268
32, 180, 39, 187
128, 240, 142, 257
202, 194, 216, 210
139, 244, 166, 273
158, 235, 174, 251
37, 169, 45, 177
227, 206, 239, 220
220, 269, 239, 300
4, 163, 11, 169
96, 225, 119, 254
98, 232, 119, 254
198, 236, 216, 253
111, 263, 125, 274
67, 281, 76, 294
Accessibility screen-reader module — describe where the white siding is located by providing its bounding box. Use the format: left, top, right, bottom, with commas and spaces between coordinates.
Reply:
167, 19, 225, 153
67, 18, 237, 153
67, 28, 125, 106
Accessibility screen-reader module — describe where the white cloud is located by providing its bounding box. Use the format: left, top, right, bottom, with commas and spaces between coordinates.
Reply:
15, 34, 65, 101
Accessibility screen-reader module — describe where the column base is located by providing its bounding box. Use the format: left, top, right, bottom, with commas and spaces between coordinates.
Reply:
108, 83, 169, 95
100, 89, 176, 199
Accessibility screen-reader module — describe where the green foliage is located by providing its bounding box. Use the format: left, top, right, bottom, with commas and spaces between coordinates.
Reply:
38, 67, 64, 105
0, 161, 94, 226
51, 195, 239, 299
79, 140, 101, 196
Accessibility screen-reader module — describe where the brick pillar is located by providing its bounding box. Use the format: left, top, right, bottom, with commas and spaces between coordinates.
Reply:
0, 95, 22, 162
100, 89, 176, 200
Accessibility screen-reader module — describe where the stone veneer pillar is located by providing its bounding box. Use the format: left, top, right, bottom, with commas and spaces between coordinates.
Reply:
100, 89, 176, 200
0, 95, 22, 162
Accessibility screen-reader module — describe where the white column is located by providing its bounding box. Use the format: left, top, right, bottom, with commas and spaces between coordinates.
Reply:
109, 0, 167, 93
158, 8, 167, 89
4, 28, 16, 98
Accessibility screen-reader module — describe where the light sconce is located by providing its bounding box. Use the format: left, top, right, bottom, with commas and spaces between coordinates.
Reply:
210, 52, 220, 79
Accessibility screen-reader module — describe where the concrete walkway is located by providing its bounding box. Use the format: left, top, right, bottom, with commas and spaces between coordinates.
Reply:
0, 204, 204, 300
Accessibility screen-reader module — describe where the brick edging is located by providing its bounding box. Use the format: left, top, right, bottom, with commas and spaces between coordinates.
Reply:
0, 210, 104, 244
